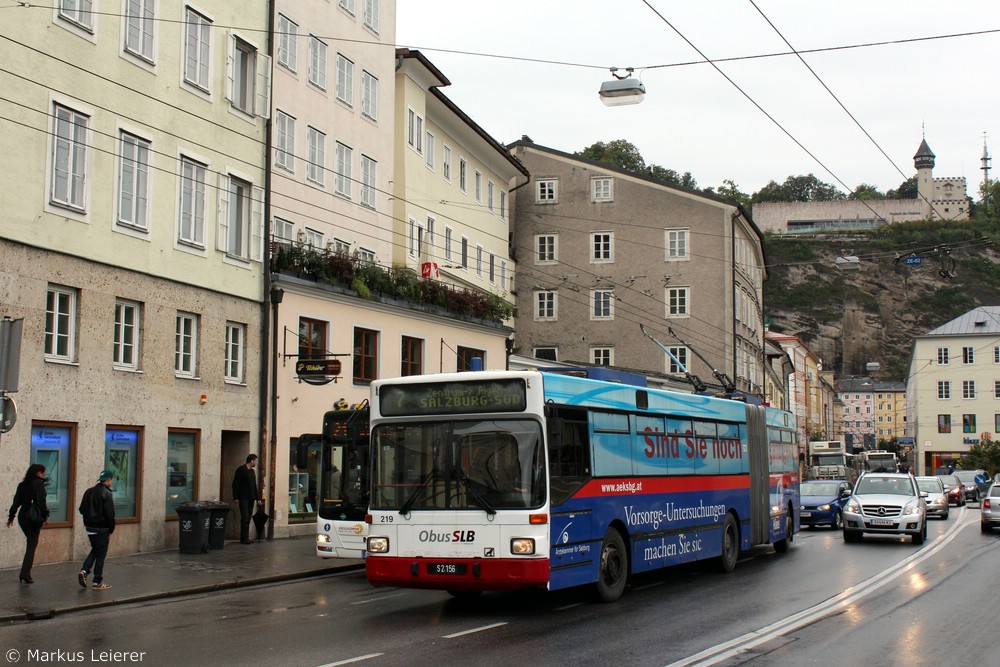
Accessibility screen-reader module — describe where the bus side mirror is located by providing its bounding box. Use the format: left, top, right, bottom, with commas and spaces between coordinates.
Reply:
296, 433, 321, 469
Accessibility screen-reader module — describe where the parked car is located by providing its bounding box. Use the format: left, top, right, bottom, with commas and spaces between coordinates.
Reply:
800, 479, 853, 529
935, 474, 965, 506
915, 476, 949, 519
952, 469, 989, 502
980, 482, 1000, 532
843, 472, 927, 544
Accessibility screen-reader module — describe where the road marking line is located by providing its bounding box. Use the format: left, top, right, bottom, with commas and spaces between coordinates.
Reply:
317, 653, 384, 666
444, 622, 508, 638
350, 593, 408, 605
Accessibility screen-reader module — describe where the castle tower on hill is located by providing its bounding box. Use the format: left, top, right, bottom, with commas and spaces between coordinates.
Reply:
913, 138, 969, 221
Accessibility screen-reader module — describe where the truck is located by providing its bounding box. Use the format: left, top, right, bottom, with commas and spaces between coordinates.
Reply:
806, 440, 850, 480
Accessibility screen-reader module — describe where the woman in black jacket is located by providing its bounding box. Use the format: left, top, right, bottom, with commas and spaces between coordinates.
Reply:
6, 464, 49, 583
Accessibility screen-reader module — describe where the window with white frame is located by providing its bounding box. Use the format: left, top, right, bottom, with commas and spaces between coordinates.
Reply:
332, 238, 350, 255
444, 227, 453, 263
938, 381, 950, 399
592, 290, 613, 319
666, 286, 689, 317
937, 347, 949, 365
274, 111, 295, 172
303, 228, 322, 247
963, 380, 976, 399
59, 0, 93, 31
113, 299, 141, 371
336, 54, 354, 106
995, 346, 1000, 364
487, 181, 494, 211
459, 158, 467, 191
50, 103, 89, 211
535, 291, 557, 320
276, 14, 297, 72
476, 245, 483, 277
183, 8, 211, 91
309, 36, 327, 89
995, 380, 1000, 399
178, 156, 206, 247
425, 217, 435, 255
461, 236, 469, 269
963, 346, 975, 364
407, 109, 423, 153
474, 171, 482, 203
666, 228, 689, 260
335, 142, 352, 197
360, 155, 377, 209
124, 0, 155, 62
442, 146, 451, 180
536, 179, 557, 203
592, 232, 613, 262
227, 35, 269, 117
489, 254, 496, 283
667, 346, 688, 374
591, 177, 613, 202
356, 247, 375, 263
45, 285, 78, 362
361, 71, 378, 120
425, 132, 435, 169
407, 218, 418, 258
339, 0, 355, 14
306, 126, 326, 185
175, 312, 199, 377
224, 321, 246, 383
536, 234, 557, 263
218, 174, 263, 261
500, 191, 507, 219
273, 217, 294, 242
592, 347, 613, 366
500, 260, 507, 291
363, 0, 379, 32
117, 131, 150, 230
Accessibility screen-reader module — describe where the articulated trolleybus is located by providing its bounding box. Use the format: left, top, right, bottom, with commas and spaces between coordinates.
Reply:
364, 370, 799, 601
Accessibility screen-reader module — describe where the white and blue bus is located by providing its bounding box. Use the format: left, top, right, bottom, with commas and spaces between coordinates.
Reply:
364, 370, 800, 601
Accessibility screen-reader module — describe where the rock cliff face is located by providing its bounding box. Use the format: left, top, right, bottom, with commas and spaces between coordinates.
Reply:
762, 228, 1000, 381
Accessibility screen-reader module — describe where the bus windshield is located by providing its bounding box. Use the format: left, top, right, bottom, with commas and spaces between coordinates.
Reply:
371, 419, 545, 512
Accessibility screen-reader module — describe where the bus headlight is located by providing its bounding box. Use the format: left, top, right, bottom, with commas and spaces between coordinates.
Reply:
367, 536, 389, 553
510, 538, 535, 555
317, 534, 331, 544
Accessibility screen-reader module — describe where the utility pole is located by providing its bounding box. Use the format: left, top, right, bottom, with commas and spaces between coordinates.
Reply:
982, 133, 991, 214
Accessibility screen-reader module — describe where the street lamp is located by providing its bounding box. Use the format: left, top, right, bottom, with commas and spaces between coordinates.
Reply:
599, 68, 645, 106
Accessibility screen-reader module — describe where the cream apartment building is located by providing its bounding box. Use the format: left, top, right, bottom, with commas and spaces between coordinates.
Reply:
766, 332, 839, 454
0, 2, 268, 566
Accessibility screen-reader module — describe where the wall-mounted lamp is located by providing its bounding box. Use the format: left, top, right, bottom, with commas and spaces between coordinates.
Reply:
199, 394, 207, 405
599, 68, 645, 106
296, 229, 306, 243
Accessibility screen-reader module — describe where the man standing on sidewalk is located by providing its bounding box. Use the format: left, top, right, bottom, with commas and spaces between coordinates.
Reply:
232, 454, 262, 544
78, 470, 116, 590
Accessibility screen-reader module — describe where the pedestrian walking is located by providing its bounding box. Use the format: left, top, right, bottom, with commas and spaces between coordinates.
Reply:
6, 463, 50, 584
232, 454, 262, 544
78, 470, 116, 590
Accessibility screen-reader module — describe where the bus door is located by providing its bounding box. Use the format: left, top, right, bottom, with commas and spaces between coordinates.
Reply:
745, 406, 769, 545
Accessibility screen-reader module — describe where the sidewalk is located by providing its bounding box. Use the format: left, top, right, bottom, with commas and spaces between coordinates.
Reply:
1, 537, 364, 622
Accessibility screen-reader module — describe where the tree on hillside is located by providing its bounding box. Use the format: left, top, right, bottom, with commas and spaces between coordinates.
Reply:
976, 179, 1000, 219
850, 183, 885, 200
886, 176, 918, 199
577, 139, 646, 173
750, 174, 846, 203
706, 179, 750, 209
649, 165, 698, 190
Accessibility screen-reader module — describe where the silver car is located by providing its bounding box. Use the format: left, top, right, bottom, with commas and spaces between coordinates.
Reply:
981, 482, 1000, 533
915, 476, 949, 519
843, 472, 927, 544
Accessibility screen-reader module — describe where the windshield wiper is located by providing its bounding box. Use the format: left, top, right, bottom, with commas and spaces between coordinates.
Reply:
399, 469, 439, 515
452, 466, 496, 516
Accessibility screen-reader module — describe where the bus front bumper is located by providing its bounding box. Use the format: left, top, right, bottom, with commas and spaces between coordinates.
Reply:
366, 556, 550, 591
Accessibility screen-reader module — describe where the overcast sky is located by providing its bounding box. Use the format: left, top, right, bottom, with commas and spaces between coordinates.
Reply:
396, 1, 1000, 197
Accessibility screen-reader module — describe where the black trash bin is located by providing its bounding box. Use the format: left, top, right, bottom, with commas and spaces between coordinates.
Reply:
176, 502, 210, 554
206, 501, 230, 550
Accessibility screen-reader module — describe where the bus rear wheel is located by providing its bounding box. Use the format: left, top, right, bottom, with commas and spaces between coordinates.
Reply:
717, 514, 739, 573
595, 529, 628, 602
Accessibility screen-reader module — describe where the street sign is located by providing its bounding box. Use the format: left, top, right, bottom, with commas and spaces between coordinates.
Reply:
904, 256, 922, 265
0, 395, 16, 433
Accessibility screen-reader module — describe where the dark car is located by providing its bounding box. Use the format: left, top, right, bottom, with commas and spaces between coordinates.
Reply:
952, 469, 988, 503
935, 474, 965, 506
800, 479, 852, 529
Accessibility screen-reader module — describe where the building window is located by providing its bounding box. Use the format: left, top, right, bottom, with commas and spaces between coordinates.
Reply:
407, 109, 423, 153
963, 414, 977, 433
963, 346, 975, 364
303, 227, 323, 248
219, 175, 263, 260
276, 14, 298, 72
336, 54, 354, 106
335, 142, 352, 198
488, 181, 495, 211
228, 36, 260, 115
489, 254, 496, 283
592, 290, 613, 320
475, 171, 482, 203
442, 146, 452, 180
666, 287, 689, 317
112, 299, 141, 371
124, 0, 155, 62
363, 0, 380, 32
500, 260, 508, 291
361, 70, 378, 120
425, 132, 435, 170
116, 132, 151, 231
994, 346, 999, 364
536, 234, 557, 263
179, 157, 206, 247
30, 422, 75, 523
339, 0, 355, 14
309, 36, 328, 90
995, 380, 1000, 399
444, 227, 453, 263
307, 127, 326, 185
937, 381, 951, 400
353, 327, 378, 384
963, 380, 976, 399
183, 8, 211, 90
592, 177, 613, 202
457, 346, 486, 371
45, 285, 78, 362
592, 347, 613, 366
356, 247, 374, 263
59, 0, 93, 31
298, 317, 327, 366
459, 157, 467, 191
407, 218, 418, 258
274, 111, 296, 172
166, 429, 198, 515
224, 321, 246, 383
535, 291, 557, 320
332, 238, 350, 255
536, 179, 557, 203
175, 312, 199, 378
361, 155, 377, 209
667, 346, 688, 374
401, 336, 423, 376
50, 103, 89, 211
476, 246, 483, 278
534, 348, 557, 361
500, 191, 507, 220
461, 237, 469, 269
937, 347, 949, 365
105, 427, 141, 519
666, 229, 689, 260
592, 232, 613, 262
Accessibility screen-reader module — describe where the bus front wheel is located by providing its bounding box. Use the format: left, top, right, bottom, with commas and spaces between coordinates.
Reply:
717, 514, 739, 573
774, 507, 794, 553
595, 529, 628, 602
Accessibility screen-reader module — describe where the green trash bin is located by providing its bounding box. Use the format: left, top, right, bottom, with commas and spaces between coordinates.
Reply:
176, 502, 210, 554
